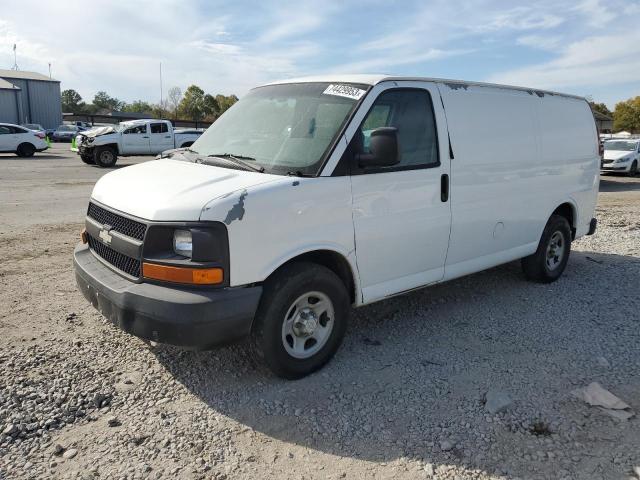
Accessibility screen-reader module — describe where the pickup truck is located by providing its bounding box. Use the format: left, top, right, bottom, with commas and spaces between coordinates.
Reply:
75, 119, 202, 167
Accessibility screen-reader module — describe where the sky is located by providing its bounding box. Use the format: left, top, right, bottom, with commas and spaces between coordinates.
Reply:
1, 0, 639, 109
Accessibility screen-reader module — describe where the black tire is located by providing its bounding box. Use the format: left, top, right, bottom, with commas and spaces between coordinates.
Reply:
629, 160, 638, 177
80, 154, 94, 165
521, 214, 572, 283
252, 262, 350, 379
94, 146, 117, 168
16, 143, 36, 158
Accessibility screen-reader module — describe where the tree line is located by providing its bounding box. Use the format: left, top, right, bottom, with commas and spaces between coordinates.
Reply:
61, 85, 238, 122
590, 96, 640, 133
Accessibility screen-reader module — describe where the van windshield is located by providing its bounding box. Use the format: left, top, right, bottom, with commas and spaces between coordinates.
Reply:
190, 82, 368, 176
604, 140, 637, 151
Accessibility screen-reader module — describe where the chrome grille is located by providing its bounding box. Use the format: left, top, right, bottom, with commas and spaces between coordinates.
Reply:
87, 203, 146, 241
87, 235, 141, 278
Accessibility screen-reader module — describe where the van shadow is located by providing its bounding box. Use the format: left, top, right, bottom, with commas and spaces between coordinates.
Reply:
151, 250, 640, 477
599, 175, 640, 192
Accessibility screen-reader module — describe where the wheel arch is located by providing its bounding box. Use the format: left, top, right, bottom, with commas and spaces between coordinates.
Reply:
17, 141, 36, 151
263, 249, 359, 305
551, 201, 577, 239
180, 141, 194, 148
97, 143, 120, 155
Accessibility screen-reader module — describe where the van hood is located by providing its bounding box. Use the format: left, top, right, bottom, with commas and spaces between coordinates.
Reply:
603, 150, 634, 161
91, 159, 282, 221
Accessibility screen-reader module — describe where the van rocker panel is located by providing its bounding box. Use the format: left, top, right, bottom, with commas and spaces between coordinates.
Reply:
74, 244, 262, 348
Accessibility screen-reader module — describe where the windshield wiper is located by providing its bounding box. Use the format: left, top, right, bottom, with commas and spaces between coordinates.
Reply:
286, 170, 314, 177
208, 153, 265, 173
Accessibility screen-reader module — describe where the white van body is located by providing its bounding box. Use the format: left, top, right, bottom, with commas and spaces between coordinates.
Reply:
75, 75, 599, 378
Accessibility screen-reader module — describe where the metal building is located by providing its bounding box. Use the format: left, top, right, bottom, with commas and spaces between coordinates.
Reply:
0, 69, 62, 129
0, 78, 21, 124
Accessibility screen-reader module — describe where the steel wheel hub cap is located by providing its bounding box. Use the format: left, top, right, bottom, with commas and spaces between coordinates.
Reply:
282, 291, 334, 359
546, 231, 565, 270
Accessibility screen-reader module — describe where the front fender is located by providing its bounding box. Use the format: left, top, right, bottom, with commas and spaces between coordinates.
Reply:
199, 176, 357, 293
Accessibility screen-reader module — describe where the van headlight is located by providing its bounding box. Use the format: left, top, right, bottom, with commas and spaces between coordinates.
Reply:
173, 229, 193, 258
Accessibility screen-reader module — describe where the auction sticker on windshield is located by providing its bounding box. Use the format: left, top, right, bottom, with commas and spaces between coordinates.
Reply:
323, 84, 366, 100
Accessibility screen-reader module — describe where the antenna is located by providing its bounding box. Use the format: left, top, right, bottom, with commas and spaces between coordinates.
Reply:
11, 44, 19, 70
48, 63, 52, 79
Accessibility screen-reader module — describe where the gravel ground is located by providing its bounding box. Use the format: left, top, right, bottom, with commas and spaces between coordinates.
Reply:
1, 146, 639, 479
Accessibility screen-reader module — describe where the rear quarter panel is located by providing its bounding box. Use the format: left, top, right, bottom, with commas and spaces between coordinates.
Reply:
439, 83, 598, 279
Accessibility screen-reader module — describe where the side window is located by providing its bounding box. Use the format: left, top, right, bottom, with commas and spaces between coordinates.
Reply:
10, 126, 28, 134
150, 123, 168, 134
358, 89, 439, 169
0, 126, 11, 135
124, 125, 147, 134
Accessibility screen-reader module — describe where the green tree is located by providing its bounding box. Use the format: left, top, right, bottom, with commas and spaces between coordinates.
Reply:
202, 94, 220, 119
61, 89, 84, 112
613, 96, 640, 133
151, 100, 169, 119
215, 94, 238, 115
93, 91, 124, 111
589, 101, 612, 118
121, 100, 154, 113
179, 85, 207, 120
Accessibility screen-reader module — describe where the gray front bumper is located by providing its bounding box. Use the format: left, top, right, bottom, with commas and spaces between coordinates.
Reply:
74, 244, 262, 348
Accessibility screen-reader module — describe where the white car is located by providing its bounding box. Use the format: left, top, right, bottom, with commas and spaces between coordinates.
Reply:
74, 119, 203, 167
0, 123, 49, 157
73, 75, 599, 379
601, 139, 640, 175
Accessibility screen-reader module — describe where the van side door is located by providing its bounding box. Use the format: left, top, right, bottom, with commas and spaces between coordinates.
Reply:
149, 122, 174, 154
120, 124, 151, 154
347, 82, 451, 303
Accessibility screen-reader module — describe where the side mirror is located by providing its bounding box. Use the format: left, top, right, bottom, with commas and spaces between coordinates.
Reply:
357, 127, 400, 168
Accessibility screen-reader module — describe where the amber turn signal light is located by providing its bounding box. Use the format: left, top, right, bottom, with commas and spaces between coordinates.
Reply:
81, 228, 88, 244
142, 262, 223, 285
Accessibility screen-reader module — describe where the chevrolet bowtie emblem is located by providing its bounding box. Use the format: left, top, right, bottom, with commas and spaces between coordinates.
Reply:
99, 225, 113, 244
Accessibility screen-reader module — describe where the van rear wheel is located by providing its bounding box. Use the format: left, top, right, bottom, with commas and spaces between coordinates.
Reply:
521, 214, 571, 283
252, 262, 349, 379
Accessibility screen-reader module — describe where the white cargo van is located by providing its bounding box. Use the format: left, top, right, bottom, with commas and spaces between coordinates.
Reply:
74, 75, 599, 379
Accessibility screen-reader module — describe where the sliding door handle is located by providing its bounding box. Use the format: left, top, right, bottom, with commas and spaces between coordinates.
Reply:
441, 174, 449, 202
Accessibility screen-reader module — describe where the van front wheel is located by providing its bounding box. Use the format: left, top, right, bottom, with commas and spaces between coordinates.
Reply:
521, 214, 572, 283
252, 262, 349, 379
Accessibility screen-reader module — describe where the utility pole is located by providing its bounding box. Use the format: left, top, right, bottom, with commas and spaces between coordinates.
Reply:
159, 62, 164, 119
11, 44, 19, 70
48, 63, 52, 79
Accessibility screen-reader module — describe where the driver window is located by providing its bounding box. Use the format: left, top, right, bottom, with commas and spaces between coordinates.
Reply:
124, 125, 147, 135
358, 89, 439, 169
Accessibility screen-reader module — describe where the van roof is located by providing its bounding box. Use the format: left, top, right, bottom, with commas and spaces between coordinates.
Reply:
263, 74, 585, 101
